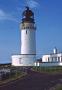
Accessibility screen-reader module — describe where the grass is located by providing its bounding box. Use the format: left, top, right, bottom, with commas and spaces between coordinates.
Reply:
54, 84, 62, 90
32, 66, 62, 74
0, 71, 27, 85
56, 87, 62, 90
32, 67, 62, 89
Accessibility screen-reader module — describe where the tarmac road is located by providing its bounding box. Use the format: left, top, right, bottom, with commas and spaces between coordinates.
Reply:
0, 70, 62, 90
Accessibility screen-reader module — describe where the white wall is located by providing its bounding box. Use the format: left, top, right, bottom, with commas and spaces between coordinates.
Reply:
21, 23, 36, 55
12, 55, 36, 66
12, 22, 36, 66
42, 53, 62, 63
42, 55, 50, 62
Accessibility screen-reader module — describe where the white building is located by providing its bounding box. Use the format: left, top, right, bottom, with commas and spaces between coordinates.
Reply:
42, 48, 62, 63
12, 7, 36, 66
35, 48, 62, 66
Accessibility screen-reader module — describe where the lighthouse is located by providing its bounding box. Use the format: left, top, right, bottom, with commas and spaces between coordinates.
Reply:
12, 7, 36, 66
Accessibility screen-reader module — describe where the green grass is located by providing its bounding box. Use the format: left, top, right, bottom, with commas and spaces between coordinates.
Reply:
49, 84, 62, 90
0, 71, 27, 85
56, 87, 62, 90
32, 67, 62, 89
55, 84, 62, 90
32, 66, 62, 74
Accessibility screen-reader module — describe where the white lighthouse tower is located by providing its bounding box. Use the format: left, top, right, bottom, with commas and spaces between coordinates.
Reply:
12, 7, 36, 66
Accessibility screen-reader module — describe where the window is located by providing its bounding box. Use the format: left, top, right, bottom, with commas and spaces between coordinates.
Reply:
61, 57, 62, 62
54, 57, 57, 62
26, 30, 27, 34
48, 57, 49, 62
27, 27, 29, 29
58, 57, 60, 62
51, 57, 53, 62
24, 27, 25, 29
52, 57, 57, 62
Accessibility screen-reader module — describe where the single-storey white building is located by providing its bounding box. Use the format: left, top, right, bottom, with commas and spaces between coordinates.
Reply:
35, 48, 62, 66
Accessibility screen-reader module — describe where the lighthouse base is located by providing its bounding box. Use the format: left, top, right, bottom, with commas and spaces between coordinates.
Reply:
12, 54, 36, 66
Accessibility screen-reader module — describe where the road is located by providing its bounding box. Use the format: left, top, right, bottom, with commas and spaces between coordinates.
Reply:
0, 70, 62, 90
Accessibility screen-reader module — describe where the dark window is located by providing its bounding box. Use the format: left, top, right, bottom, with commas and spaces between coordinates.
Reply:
52, 57, 53, 62
58, 57, 60, 62
27, 27, 29, 29
26, 30, 27, 34
48, 57, 49, 62
61, 57, 62, 62
24, 27, 25, 29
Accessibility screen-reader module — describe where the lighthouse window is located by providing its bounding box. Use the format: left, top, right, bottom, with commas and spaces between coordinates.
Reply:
26, 27, 29, 29
26, 30, 27, 34
27, 27, 29, 29
24, 27, 25, 29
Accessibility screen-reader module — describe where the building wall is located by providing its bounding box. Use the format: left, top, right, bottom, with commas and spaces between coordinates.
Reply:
12, 55, 36, 66
42, 55, 50, 62
42, 53, 62, 63
21, 23, 36, 55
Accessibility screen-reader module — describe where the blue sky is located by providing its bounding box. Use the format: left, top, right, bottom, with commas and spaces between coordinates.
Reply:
0, 0, 62, 63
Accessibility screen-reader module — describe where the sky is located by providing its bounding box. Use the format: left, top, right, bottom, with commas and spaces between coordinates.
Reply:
0, 0, 62, 63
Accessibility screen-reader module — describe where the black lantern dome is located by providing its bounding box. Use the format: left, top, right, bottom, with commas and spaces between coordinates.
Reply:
22, 7, 34, 23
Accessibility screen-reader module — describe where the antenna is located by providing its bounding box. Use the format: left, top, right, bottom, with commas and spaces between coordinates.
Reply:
26, 0, 29, 7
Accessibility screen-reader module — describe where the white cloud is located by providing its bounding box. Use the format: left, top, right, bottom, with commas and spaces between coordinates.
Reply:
26, 0, 39, 8
0, 9, 18, 22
